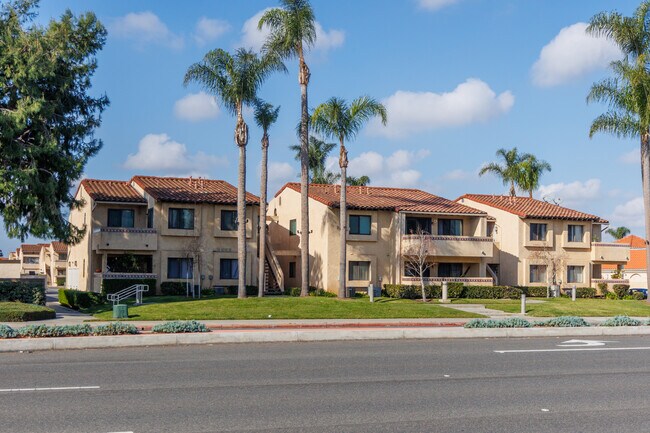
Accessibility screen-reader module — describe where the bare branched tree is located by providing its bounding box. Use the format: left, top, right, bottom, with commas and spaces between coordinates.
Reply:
182, 238, 203, 297
530, 244, 567, 296
403, 228, 434, 302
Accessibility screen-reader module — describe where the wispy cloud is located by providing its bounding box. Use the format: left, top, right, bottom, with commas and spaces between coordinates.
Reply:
111, 11, 183, 50
174, 92, 220, 122
193, 17, 230, 46
417, 0, 461, 12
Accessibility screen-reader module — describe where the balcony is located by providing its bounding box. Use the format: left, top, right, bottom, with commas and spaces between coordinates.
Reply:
401, 235, 493, 258
93, 228, 157, 251
591, 242, 630, 263
402, 276, 494, 286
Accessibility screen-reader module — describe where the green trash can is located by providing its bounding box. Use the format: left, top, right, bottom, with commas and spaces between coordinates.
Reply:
112, 304, 128, 319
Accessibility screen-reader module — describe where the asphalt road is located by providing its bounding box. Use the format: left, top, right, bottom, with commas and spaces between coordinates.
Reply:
1, 336, 650, 432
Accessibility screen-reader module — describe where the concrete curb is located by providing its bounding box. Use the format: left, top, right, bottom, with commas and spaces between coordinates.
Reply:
3, 325, 650, 352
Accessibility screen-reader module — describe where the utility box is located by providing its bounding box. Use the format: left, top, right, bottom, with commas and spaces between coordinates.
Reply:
112, 304, 128, 319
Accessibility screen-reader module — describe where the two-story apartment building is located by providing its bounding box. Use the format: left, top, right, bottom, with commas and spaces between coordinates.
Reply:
67, 176, 269, 293
456, 194, 630, 290
268, 183, 495, 293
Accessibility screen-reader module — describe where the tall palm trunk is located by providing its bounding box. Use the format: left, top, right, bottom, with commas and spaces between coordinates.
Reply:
235, 111, 248, 299
299, 52, 311, 297
642, 132, 650, 302
258, 130, 269, 297
509, 180, 516, 196
338, 142, 348, 299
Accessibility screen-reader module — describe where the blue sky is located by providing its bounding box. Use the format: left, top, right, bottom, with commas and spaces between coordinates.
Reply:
2, 0, 643, 254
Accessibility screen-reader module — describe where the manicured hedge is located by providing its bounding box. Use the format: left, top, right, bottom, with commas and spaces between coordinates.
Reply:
101, 279, 157, 297
517, 286, 549, 297
0, 280, 46, 305
0, 302, 56, 322
58, 289, 104, 310
382, 284, 464, 299
160, 281, 186, 296
463, 285, 522, 299
576, 287, 597, 298
613, 284, 631, 299
222, 285, 258, 296
56, 277, 66, 287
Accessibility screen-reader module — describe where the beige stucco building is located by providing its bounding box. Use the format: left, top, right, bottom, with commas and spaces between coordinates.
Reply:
268, 183, 495, 294
66, 176, 269, 293
603, 235, 647, 290
3, 242, 68, 285
456, 194, 630, 290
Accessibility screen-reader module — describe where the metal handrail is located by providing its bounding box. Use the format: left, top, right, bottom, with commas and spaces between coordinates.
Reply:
107, 284, 149, 306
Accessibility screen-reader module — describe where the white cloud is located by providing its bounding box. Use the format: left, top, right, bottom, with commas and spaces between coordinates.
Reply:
417, 0, 461, 11
537, 178, 601, 208
370, 79, 514, 138
111, 11, 183, 49
620, 148, 639, 164
611, 197, 645, 228
194, 17, 230, 46
123, 133, 227, 176
240, 9, 344, 53
531, 22, 621, 87
347, 149, 429, 188
174, 92, 220, 122
442, 169, 472, 181
266, 162, 296, 194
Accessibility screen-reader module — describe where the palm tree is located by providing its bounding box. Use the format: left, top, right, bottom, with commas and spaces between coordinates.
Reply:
347, 175, 371, 186
254, 100, 280, 297
587, 1, 650, 295
606, 226, 631, 240
479, 148, 530, 196
290, 135, 338, 183
260, 0, 316, 297
184, 48, 285, 299
311, 96, 387, 298
518, 155, 551, 198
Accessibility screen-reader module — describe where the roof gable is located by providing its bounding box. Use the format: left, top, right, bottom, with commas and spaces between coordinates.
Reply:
616, 235, 646, 248
81, 179, 147, 203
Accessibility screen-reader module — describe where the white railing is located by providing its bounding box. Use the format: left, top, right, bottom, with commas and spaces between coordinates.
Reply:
107, 284, 149, 306
402, 276, 494, 285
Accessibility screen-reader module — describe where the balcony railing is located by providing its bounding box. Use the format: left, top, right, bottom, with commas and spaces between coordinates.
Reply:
402, 276, 494, 286
401, 235, 493, 258
92, 227, 157, 251
591, 242, 630, 263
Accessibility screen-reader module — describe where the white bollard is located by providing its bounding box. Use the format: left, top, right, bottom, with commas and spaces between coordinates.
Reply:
572, 285, 576, 302
368, 283, 374, 303
521, 294, 526, 315
442, 281, 449, 303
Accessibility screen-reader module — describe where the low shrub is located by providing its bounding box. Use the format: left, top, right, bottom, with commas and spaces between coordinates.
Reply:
632, 291, 645, 300
56, 277, 66, 287
0, 302, 56, 322
576, 287, 597, 298
285, 287, 301, 297
0, 280, 46, 305
93, 322, 139, 336
464, 317, 531, 328
605, 292, 618, 300
622, 295, 636, 300
601, 315, 642, 327
17, 324, 92, 338
597, 282, 609, 295
518, 286, 549, 297
101, 279, 157, 297
200, 287, 215, 296
383, 284, 464, 299
58, 289, 104, 310
535, 316, 590, 327
613, 284, 630, 299
464, 285, 522, 299
0, 324, 17, 339
309, 289, 337, 297
223, 285, 258, 296
160, 281, 186, 296
151, 320, 209, 333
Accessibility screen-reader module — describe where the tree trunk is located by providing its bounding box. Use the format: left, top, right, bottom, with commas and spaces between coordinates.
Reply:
338, 143, 348, 299
529, 190, 533, 198
510, 181, 516, 197
235, 113, 248, 299
258, 131, 269, 297
420, 277, 426, 302
299, 55, 311, 297
641, 133, 650, 302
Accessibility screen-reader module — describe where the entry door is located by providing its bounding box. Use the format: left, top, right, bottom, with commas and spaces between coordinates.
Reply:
67, 268, 79, 290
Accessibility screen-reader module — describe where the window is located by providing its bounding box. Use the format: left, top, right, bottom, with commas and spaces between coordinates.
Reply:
568, 225, 584, 243
404, 264, 430, 278
529, 265, 547, 283
438, 263, 462, 278
567, 266, 584, 283
405, 217, 431, 234
24, 257, 39, 264
289, 219, 297, 236
438, 219, 463, 236
167, 258, 193, 279
108, 209, 134, 228
289, 262, 296, 278
147, 208, 154, 229
58, 253, 68, 261
349, 215, 371, 235
221, 210, 237, 231
220, 259, 239, 280
168, 208, 194, 230
348, 261, 370, 281
530, 223, 547, 241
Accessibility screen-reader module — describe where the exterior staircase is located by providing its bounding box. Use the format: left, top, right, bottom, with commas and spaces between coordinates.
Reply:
263, 258, 281, 295
263, 233, 284, 296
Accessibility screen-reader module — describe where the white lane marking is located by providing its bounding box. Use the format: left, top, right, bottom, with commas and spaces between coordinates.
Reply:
0, 386, 100, 392
495, 346, 650, 354
541, 408, 550, 412
557, 339, 617, 347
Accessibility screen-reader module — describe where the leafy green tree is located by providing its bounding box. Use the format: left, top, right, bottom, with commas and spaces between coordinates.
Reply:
479, 148, 531, 196
311, 96, 387, 298
259, 0, 316, 297
290, 136, 337, 183
518, 155, 551, 198
606, 226, 631, 240
347, 176, 371, 186
254, 100, 280, 297
587, 1, 650, 294
0, 0, 109, 242
184, 48, 285, 298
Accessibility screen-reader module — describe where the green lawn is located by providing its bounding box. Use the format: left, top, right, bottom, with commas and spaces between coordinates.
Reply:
0, 302, 56, 322
450, 298, 650, 317
85, 296, 484, 321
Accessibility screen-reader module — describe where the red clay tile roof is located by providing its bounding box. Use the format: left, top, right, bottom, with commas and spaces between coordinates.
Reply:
81, 179, 146, 203
457, 194, 607, 223
277, 183, 485, 214
20, 244, 43, 254
50, 241, 68, 253
132, 176, 260, 205
615, 235, 646, 249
